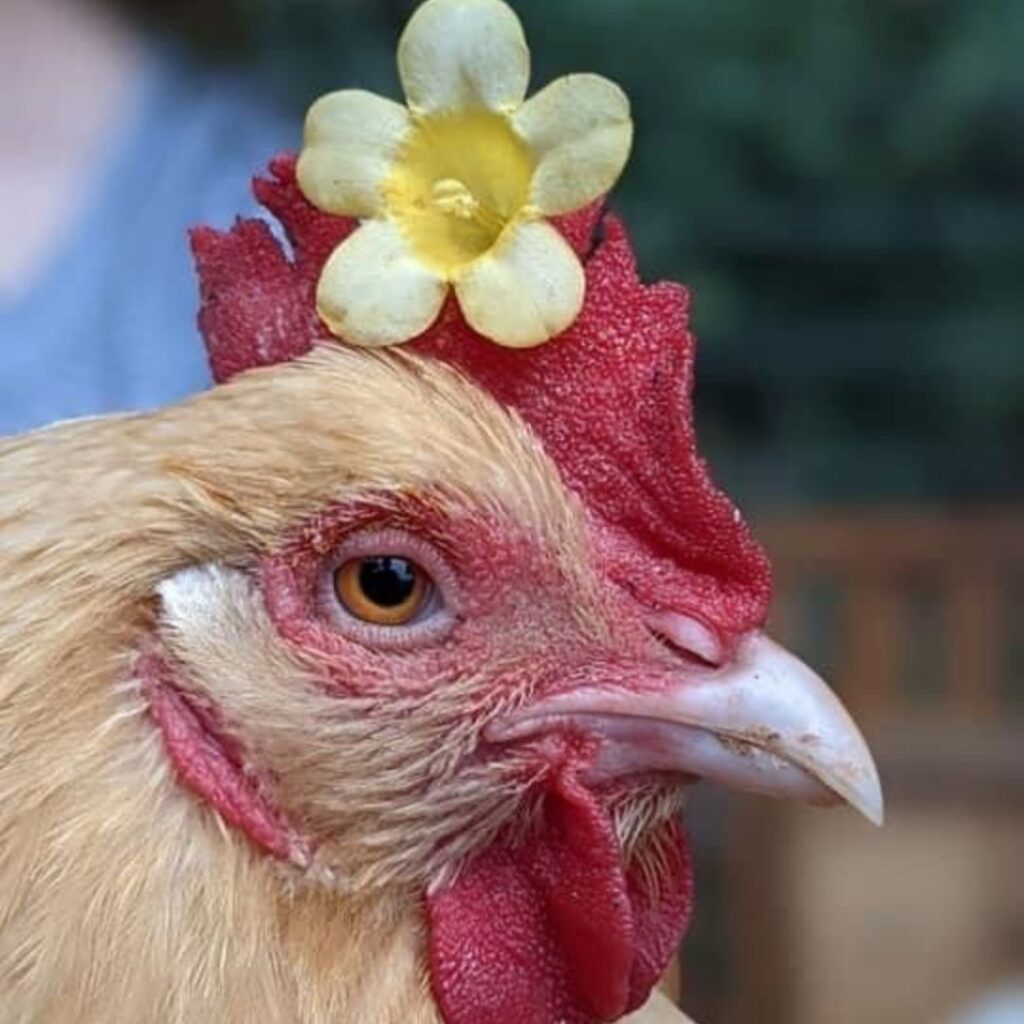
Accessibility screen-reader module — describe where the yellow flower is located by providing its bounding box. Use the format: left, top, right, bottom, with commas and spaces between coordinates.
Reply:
296, 0, 633, 349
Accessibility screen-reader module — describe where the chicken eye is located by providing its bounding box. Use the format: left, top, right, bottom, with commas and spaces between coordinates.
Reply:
333, 556, 432, 626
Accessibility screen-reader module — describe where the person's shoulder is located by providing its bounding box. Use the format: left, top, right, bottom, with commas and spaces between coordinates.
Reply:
61, 44, 297, 417
137, 44, 296, 221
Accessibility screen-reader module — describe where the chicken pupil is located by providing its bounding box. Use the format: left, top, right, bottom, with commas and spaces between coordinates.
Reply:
358, 556, 417, 607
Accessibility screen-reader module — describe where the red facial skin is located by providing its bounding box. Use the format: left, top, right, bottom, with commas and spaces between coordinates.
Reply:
187, 155, 774, 1023
191, 156, 771, 646
147, 497, 694, 1024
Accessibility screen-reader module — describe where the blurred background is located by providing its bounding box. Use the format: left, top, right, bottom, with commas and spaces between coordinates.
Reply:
1, 1, 1021, 1021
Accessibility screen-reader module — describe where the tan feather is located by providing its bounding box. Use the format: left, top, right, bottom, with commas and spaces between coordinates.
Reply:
0, 346, 685, 1023
0, 346, 585, 1023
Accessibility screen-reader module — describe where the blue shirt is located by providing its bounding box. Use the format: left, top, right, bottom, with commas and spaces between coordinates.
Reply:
0, 48, 293, 435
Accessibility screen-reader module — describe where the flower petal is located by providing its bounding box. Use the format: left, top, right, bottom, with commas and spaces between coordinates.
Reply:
513, 73, 633, 215
398, 0, 530, 114
297, 90, 412, 217
317, 221, 447, 346
455, 220, 584, 347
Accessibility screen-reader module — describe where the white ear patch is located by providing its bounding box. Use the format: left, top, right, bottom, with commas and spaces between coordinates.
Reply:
155, 563, 302, 698
157, 564, 259, 635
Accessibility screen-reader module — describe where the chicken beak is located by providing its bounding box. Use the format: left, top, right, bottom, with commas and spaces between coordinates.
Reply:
489, 632, 884, 826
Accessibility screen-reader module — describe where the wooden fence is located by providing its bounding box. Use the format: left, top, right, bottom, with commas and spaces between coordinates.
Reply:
675, 508, 1024, 1023
761, 509, 1023, 723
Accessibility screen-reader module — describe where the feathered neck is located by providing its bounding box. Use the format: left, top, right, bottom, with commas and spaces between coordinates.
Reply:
0, 406, 438, 1024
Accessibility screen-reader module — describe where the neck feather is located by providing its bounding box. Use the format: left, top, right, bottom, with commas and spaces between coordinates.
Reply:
0, 417, 438, 1024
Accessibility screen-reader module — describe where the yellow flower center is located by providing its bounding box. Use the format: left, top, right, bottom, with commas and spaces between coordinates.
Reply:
384, 110, 535, 279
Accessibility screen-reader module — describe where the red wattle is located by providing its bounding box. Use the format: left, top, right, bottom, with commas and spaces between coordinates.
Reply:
427, 772, 693, 1024
139, 650, 311, 867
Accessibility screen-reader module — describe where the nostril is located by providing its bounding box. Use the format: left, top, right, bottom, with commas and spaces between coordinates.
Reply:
650, 629, 719, 669
646, 611, 724, 667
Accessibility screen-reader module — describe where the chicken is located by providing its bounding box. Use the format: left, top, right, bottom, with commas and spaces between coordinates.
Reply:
0, 157, 880, 1024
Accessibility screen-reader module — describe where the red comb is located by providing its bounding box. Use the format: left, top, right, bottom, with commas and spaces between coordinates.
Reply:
190, 156, 354, 381
190, 156, 771, 641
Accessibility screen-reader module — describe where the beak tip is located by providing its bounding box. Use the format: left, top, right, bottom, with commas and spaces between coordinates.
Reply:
866, 789, 886, 829
844, 767, 885, 827
860, 799, 886, 828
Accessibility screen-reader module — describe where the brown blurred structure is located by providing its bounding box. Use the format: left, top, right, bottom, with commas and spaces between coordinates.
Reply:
711, 509, 1024, 1024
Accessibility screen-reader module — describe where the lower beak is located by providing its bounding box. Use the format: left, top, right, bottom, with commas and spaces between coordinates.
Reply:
488, 632, 884, 826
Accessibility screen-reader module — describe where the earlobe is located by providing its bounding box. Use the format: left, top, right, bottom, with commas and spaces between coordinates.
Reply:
142, 568, 315, 865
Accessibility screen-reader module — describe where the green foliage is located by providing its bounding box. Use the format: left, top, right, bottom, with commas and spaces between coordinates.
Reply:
242, 0, 1022, 505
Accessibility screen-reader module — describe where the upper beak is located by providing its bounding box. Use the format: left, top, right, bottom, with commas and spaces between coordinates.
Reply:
487, 632, 884, 826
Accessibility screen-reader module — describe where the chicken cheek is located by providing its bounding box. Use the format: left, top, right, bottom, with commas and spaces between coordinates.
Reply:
426, 769, 693, 1024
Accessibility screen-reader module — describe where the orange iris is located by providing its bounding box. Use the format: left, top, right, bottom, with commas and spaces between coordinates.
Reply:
333, 556, 430, 626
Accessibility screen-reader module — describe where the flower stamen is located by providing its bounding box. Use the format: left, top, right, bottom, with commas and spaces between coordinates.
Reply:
432, 178, 480, 220
431, 178, 509, 239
